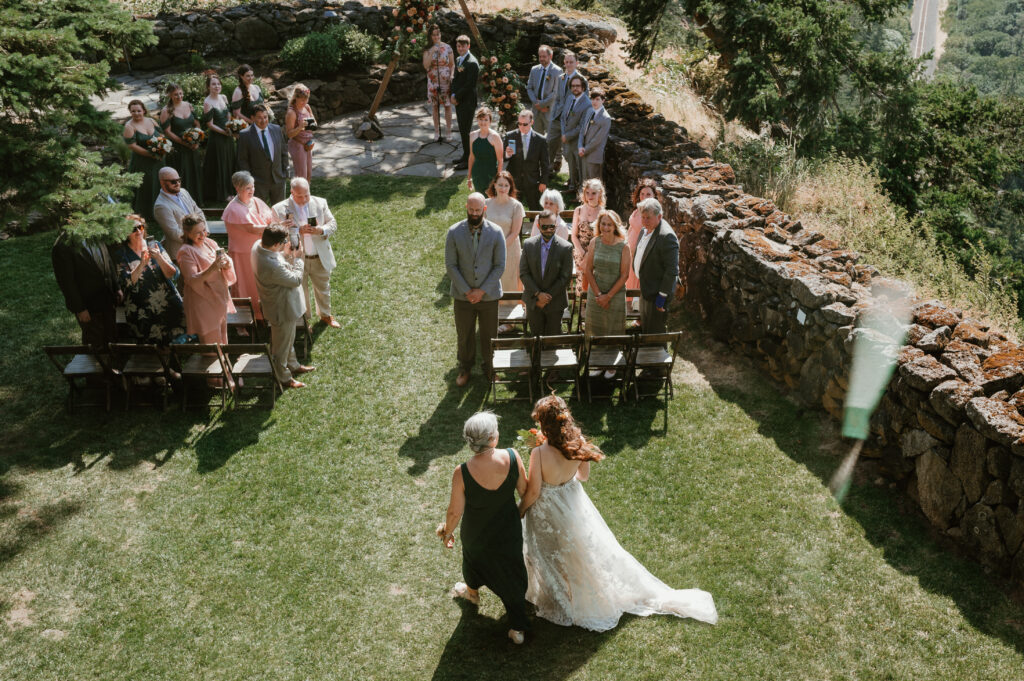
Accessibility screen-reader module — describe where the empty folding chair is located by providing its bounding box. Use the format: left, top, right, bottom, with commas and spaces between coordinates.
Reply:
582, 335, 633, 403
109, 343, 175, 410
223, 343, 281, 407
497, 291, 527, 336
535, 334, 584, 401
489, 336, 535, 404
44, 345, 114, 412
627, 332, 683, 402
625, 287, 642, 328
228, 297, 256, 341
171, 343, 233, 411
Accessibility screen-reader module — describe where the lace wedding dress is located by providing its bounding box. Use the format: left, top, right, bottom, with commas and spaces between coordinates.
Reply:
522, 477, 718, 632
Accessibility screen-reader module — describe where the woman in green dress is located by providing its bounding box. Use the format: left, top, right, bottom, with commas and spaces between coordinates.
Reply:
230, 63, 265, 124
437, 411, 531, 645
466, 106, 503, 194
123, 100, 166, 224
160, 82, 203, 206
584, 209, 631, 354
201, 73, 236, 203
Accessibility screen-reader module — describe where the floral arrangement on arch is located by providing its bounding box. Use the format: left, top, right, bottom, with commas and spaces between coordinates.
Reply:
384, 0, 445, 60
479, 55, 524, 130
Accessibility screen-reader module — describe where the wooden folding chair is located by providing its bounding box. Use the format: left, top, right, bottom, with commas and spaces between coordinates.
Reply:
582, 335, 633, 403
109, 343, 175, 410
535, 334, 584, 401
223, 343, 281, 407
44, 345, 115, 412
625, 287, 642, 328
228, 297, 257, 341
497, 291, 528, 336
627, 332, 683, 402
489, 336, 535, 404
561, 289, 576, 334
171, 343, 233, 411
520, 213, 534, 246
114, 306, 133, 341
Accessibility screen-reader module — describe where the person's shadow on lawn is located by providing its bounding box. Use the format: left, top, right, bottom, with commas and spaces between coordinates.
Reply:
398, 373, 490, 476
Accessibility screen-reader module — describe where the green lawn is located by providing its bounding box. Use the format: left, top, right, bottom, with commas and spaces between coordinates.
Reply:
1, 175, 1023, 680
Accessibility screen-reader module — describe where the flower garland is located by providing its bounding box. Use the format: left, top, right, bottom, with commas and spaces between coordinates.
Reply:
479, 55, 524, 131
385, 0, 444, 60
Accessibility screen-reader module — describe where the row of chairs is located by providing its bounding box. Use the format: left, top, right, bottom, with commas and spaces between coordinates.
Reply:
498, 288, 644, 337
490, 331, 683, 405
44, 342, 284, 412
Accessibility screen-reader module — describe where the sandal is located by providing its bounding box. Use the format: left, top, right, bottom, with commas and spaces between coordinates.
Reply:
450, 581, 479, 605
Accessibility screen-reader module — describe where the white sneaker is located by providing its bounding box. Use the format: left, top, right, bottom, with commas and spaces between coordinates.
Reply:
588, 369, 602, 377
508, 629, 525, 645
603, 369, 617, 379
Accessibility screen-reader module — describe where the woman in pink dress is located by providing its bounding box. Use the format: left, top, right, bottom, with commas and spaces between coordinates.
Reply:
177, 213, 236, 343
223, 170, 274, 320
423, 24, 454, 143
284, 84, 315, 182
626, 178, 660, 306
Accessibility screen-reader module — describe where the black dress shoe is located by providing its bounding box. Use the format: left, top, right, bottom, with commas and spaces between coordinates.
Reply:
451, 157, 467, 166
454, 161, 468, 170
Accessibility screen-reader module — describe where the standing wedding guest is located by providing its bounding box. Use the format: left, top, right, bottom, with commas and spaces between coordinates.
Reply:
526, 45, 562, 136
423, 24, 454, 143
503, 110, 549, 211
570, 178, 606, 294
547, 50, 587, 178
485, 171, 525, 298
201, 72, 237, 203
160, 82, 203, 206
253, 224, 315, 389
437, 411, 531, 645
578, 88, 612, 182
153, 167, 199, 261
634, 198, 679, 334
559, 75, 590, 194
271, 177, 340, 328
520, 210, 573, 337
177, 213, 236, 344
445, 193, 505, 387
466, 106, 502, 194
52, 230, 121, 349
123, 99, 165, 223
284, 84, 315, 182
529, 189, 570, 241
519, 396, 717, 632
230, 64, 265, 124
450, 35, 479, 170
626, 178, 660, 300
583, 211, 630, 355
223, 170, 274, 321
116, 216, 186, 345
236, 104, 289, 205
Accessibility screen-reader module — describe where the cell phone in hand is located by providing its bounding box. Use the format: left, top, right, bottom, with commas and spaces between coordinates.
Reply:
308, 216, 318, 227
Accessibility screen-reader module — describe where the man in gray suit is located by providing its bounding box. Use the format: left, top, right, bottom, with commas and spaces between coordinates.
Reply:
578, 88, 612, 182
633, 198, 679, 335
559, 75, 590, 194
253, 224, 315, 389
519, 210, 573, 336
237, 105, 289, 206
153, 167, 199, 260
547, 51, 587, 178
526, 45, 563, 136
445, 193, 506, 387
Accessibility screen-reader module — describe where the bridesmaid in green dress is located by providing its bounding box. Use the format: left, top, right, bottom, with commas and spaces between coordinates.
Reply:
584, 209, 631, 349
438, 412, 532, 645
230, 64, 265, 124
123, 99, 166, 224
160, 82, 203, 206
467, 106, 503, 194
201, 73, 236, 204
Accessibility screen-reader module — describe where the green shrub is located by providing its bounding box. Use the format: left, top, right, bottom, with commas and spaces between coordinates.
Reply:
326, 23, 380, 69
281, 24, 380, 78
714, 130, 809, 209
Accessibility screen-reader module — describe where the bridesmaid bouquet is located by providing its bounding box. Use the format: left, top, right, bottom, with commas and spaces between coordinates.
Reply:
144, 135, 173, 157
182, 127, 206, 146
225, 119, 248, 135
514, 428, 546, 452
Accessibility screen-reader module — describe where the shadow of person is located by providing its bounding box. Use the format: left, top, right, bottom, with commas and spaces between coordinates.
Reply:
398, 374, 490, 476
568, 398, 663, 457
435, 274, 452, 309
194, 409, 274, 474
418, 175, 465, 218
431, 599, 612, 681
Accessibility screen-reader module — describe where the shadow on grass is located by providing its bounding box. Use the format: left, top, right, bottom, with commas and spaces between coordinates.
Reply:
417, 175, 464, 218
0, 497, 82, 569
399, 374, 491, 476
316, 175, 443, 209
194, 408, 274, 474
430, 600, 612, 681
676, 318, 1024, 656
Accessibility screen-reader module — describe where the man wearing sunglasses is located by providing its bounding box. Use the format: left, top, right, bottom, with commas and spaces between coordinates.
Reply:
519, 210, 573, 337
503, 110, 549, 211
153, 167, 199, 261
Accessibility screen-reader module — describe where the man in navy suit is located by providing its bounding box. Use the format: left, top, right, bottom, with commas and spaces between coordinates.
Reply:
236, 105, 289, 205
450, 35, 479, 170
503, 110, 549, 211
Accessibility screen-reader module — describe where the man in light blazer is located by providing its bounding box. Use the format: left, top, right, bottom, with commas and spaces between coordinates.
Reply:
237, 104, 289, 206
271, 177, 340, 328
519, 210, 573, 337
445, 193, 506, 387
633, 198, 680, 335
252, 224, 314, 389
578, 88, 612, 182
526, 45, 563, 136
503, 110, 549, 211
559, 75, 590, 193
153, 167, 199, 260
547, 50, 587, 177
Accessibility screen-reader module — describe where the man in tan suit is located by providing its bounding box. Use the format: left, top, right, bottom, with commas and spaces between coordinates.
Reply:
153, 167, 199, 260
252, 224, 315, 389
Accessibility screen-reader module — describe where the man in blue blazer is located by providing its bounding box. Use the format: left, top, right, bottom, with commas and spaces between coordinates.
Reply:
445, 193, 506, 386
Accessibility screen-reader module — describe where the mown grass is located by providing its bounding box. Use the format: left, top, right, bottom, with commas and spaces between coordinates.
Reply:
1, 175, 1023, 680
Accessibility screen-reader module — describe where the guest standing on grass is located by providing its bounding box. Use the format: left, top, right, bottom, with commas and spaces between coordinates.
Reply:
153, 167, 199, 261
450, 35, 479, 170
230, 64, 265, 124
520, 210, 573, 337
223, 170, 274, 321
123, 99, 165, 224
466, 106, 502, 194
437, 411, 531, 645
236, 105, 289, 206
583, 210, 630, 350
626, 178, 660, 304
116, 216, 186, 346
160, 82, 203, 206
201, 72, 237, 203
445, 193, 505, 388
578, 88, 612, 183
485, 170, 525, 298
177, 213, 236, 345
526, 45, 562, 136
284, 84, 315, 182
52, 230, 121, 350
423, 24, 454, 144
634, 198, 680, 335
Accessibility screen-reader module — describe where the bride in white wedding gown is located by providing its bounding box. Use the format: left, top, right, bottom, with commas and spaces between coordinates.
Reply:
518, 396, 718, 632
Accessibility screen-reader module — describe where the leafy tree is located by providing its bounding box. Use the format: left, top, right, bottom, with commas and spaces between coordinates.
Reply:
0, 0, 156, 241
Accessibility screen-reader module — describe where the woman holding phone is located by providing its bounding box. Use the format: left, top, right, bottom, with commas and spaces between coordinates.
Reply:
117, 215, 186, 345
177, 212, 237, 344
284, 84, 315, 182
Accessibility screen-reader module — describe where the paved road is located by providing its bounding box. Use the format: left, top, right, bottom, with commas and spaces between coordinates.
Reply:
911, 0, 944, 77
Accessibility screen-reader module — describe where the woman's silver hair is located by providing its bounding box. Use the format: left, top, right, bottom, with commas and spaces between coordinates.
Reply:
231, 170, 255, 190
463, 411, 499, 453
638, 197, 663, 217
540, 188, 565, 213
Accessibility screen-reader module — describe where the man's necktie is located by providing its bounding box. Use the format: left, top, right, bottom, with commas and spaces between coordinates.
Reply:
260, 128, 270, 158
538, 66, 547, 100
472, 229, 479, 252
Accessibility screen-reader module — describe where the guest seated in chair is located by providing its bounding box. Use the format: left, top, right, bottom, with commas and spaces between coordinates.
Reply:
116, 215, 186, 345
529, 188, 570, 241
177, 212, 237, 344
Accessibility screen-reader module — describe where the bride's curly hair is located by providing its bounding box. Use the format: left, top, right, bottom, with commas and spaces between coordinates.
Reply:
531, 396, 604, 462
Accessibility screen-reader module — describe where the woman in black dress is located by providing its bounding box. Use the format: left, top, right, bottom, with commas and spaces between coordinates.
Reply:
437, 411, 531, 644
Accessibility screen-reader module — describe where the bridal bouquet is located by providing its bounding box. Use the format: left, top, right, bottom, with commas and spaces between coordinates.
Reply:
181, 127, 205, 146
144, 135, 173, 157
514, 428, 545, 452
225, 119, 248, 135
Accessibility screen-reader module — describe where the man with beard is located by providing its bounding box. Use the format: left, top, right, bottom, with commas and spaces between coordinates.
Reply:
444, 193, 506, 387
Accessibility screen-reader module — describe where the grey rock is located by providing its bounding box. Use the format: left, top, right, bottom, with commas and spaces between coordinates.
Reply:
965, 397, 1024, 450
917, 325, 952, 353
235, 16, 278, 50
899, 355, 957, 392
929, 379, 982, 425
916, 451, 963, 529
901, 428, 939, 458
995, 505, 1024, 555
951, 424, 989, 503
961, 502, 1005, 560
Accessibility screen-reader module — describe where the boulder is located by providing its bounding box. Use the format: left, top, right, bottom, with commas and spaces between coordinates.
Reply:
961, 502, 1005, 560
913, 300, 961, 329
966, 397, 1024, 449
899, 355, 957, 392
939, 348, 984, 384
916, 451, 963, 529
236, 16, 278, 50
916, 325, 951, 353
950, 424, 989, 503
995, 505, 1024, 555
900, 428, 939, 458
929, 379, 982, 425
980, 350, 1024, 395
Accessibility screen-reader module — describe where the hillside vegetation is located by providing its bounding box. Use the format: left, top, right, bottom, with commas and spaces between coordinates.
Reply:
939, 0, 1024, 96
